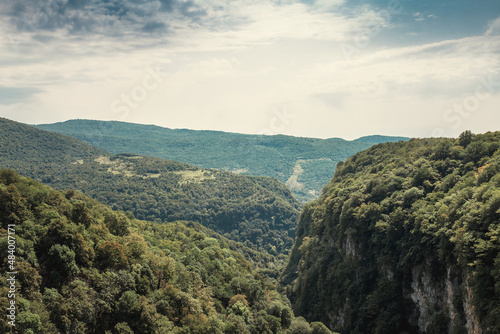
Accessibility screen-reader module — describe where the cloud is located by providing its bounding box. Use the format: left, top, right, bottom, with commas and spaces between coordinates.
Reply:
413, 11, 437, 22
0, 0, 207, 38
414, 12, 425, 22
0, 86, 41, 105
141, 21, 168, 33
313, 92, 349, 109
1, 0, 387, 46
299, 36, 500, 99
486, 17, 500, 36
1, 0, 499, 140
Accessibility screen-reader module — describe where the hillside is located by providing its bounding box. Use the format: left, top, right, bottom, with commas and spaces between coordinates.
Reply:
0, 118, 301, 257
35, 120, 409, 202
0, 118, 109, 180
353, 135, 409, 144
0, 169, 336, 334
282, 131, 500, 333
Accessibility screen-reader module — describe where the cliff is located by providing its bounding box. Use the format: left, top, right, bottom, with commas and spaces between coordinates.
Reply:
282, 131, 500, 334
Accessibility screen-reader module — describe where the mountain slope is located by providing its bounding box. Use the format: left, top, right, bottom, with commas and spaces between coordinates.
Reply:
0, 118, 301, 257
0, 169, 336, 334
353, 135, 410, 144
35, 119, 409, 202
282, 131, 500, 333
0, 117, 109, 180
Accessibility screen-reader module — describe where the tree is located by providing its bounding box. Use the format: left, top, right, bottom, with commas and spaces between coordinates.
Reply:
39, 218, 94, 267
114, 322, 134, 334
104, 212, 130, 236
16, 298, 42, 334
463, 141, 486, 163
229, 295, 249, 307
280, 306, 293, 328
16, 260, 43, 300
289, 317, 312, 334
311, 322, 333, 334
71, 202, 93, 228
96, 241, 129, 270
46, 244, 80, 286
433, 141, 452, 160
458, 130, 474, 148
224, 314, 250, 334
412, 167, 433, 187
228, 302, 251, 323
118, 291, 140, 318
0, 184, 29, 226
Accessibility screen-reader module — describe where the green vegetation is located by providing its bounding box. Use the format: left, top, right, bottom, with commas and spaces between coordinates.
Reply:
10, 115, 499, 333
0, 118, 301, 258
0, 169, 336, 334
0, 118, 108, 178
282, 131, 500, 333
35, 120, 408, 202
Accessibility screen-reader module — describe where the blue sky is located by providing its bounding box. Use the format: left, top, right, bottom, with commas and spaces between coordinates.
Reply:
0, 0, 499, 139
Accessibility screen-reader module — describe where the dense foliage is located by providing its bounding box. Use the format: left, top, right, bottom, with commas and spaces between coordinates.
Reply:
283, 131, 500, 333
0, 169, 335, 334
0, 118, 108, 177
35, 120, 408, 202
1, 118, 301, 257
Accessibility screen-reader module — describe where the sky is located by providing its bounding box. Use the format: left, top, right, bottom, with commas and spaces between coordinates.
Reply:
0, 0, 499, 140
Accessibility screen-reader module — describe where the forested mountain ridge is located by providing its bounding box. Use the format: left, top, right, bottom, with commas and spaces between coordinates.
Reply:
0, 118, 301, 258
0, 169, 336, 334
353, 135, 409, 144
282, 131, 500, 334
0, 117, 109, 179
35, 119, 409, 202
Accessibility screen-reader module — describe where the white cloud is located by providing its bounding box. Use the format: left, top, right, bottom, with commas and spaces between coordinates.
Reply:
486, 17, 500, 36
254, 34, 500, 139
0, 1, 499, 140
414, 12, 425, 22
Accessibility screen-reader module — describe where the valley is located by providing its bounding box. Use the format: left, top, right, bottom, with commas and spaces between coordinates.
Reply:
1, 118, 301, 261
1, 117, 499, 333
35, 120, 408, 203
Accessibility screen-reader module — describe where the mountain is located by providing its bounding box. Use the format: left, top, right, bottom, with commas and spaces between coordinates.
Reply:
0, 118, 301, 258
0, 117, 108, 179
282, 131, 500, 333
35, 119, 409, 202
353, 135, 410, 144
0, 169, 337, 334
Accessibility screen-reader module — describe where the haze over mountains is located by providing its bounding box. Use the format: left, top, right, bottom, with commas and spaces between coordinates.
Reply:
35, 120, 409, 202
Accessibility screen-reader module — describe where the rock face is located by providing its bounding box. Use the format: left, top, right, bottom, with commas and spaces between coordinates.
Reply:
408, 264, 482, 334
285, 211, 484, 334
282, 134, 500, 334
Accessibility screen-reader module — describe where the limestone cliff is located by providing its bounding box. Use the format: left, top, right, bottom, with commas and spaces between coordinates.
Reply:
282, 133, 500, 333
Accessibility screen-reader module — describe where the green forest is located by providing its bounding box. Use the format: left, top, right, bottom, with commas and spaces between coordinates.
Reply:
2, 116, 500, 334
0, 169, 336, 334
35, 120, 408, 202
1, 118, 301, 258
283, 131, 500, 333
